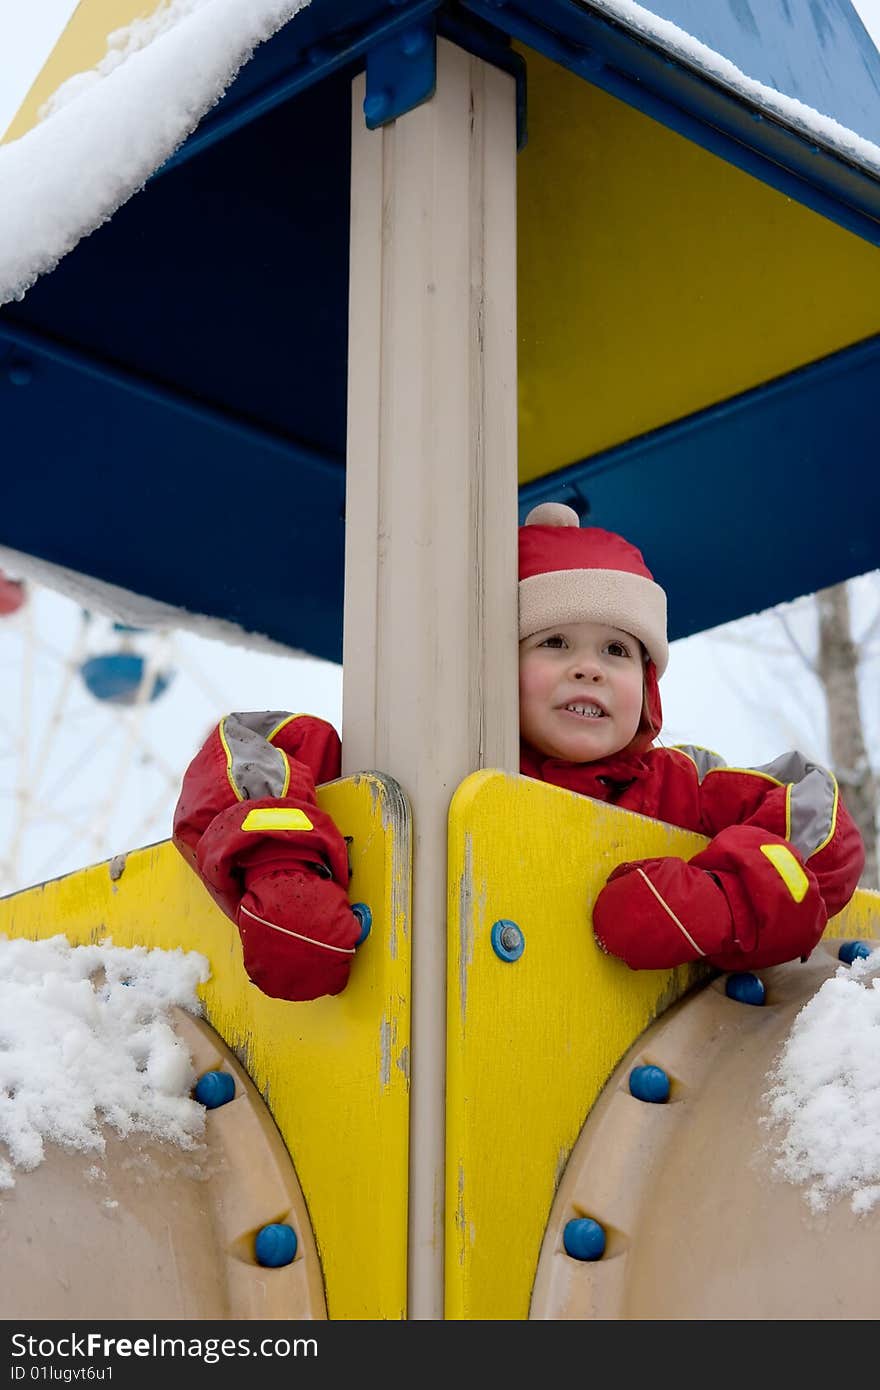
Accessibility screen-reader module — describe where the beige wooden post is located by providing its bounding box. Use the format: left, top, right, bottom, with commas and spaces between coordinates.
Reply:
343, 39, 519, 1319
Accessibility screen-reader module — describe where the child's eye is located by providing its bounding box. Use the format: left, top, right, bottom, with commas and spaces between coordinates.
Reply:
539, 634, 568, 648
605, 641, 630, 658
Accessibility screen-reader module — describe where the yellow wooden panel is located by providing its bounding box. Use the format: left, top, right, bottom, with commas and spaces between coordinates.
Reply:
0, 771, 411, 1321
831, 881, 880, 939
517, 48, 880, 481
446, 769, 879, 1320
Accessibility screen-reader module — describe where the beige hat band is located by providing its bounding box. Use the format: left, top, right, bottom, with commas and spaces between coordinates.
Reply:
519, 568, 669, 675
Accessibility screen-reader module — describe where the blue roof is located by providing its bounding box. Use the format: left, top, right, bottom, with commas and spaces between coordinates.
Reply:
1, 0, 878, 659
629, 0, 880, 144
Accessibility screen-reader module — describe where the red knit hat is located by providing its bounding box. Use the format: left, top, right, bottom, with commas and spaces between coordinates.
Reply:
519, 502, 669, 676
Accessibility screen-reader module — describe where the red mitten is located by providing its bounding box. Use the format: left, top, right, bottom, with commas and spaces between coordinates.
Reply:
238, 862, 361, 1001
593, 856, 734, 969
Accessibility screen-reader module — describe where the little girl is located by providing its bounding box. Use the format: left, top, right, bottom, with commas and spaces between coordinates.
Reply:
173, 503, 864, 999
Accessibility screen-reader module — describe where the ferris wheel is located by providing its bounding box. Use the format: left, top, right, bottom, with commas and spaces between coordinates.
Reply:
0, 571, 217, 895
0, 566, 343, 898
0, 570, 179, 894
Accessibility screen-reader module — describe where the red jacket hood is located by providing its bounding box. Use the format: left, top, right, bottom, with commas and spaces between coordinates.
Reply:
631, 657, 663, 755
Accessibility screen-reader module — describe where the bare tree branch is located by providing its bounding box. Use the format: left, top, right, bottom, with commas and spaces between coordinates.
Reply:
775, 612, 818, 678
816, 582, 878, 890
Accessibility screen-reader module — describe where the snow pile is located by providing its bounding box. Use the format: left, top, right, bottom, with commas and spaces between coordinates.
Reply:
762, 944, 880, 1213
0, 0, 310, 307
0, 933, 210, 1189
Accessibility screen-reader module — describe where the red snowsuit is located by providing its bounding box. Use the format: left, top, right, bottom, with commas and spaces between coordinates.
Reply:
522, 740, 863, 972
174, 687, 864, 998
173, 712, 360, 1001
526, 660, 863, 971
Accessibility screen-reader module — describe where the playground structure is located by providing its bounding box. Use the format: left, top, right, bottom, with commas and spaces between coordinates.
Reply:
2, 0, 880, 1319
0, 771, 877, 1319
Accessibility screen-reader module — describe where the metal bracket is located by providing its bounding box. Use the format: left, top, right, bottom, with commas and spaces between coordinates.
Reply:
363, 7, 527, 150
364, 17, 438, 129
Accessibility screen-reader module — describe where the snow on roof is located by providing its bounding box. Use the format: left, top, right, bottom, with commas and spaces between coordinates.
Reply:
0, 0, 309, 308
0, 541, 304, 657
2, 0, 879, 311
584, 0, 880, 175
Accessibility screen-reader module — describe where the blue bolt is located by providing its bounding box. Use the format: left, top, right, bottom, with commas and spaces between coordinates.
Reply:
364, 89, 391, 123
629, 1064, 670, 1103
255, 1223, 297, 1268
726, 972, 765, 1006
491, 919, 525, 962
400, 25, 431, 58
194, 1070, 235, 1109
839, 940, 872, 964
351, 902, 372, 945
563, 1217, 606, 1261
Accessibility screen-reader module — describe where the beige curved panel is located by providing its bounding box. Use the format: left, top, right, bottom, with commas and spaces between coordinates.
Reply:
531, 937, 880, 1320
1, 1008, 326, 1320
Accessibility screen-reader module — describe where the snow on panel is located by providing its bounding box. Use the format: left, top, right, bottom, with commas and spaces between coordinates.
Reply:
583, 0, 880, 174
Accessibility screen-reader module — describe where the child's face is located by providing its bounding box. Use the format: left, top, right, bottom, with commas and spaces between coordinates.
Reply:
519, 620, 645, 763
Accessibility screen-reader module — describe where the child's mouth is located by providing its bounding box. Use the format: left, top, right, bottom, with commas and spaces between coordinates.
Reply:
561, 703, 606, 719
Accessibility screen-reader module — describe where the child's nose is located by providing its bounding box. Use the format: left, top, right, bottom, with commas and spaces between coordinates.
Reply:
571, 654, 602, 680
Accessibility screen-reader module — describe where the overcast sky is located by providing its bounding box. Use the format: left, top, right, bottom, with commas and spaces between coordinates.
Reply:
850, 0, 879, 43
0, 0, 78, 137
